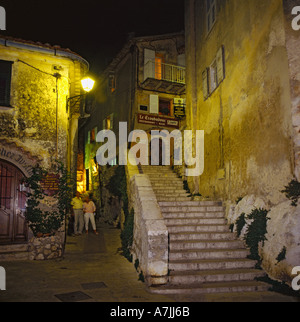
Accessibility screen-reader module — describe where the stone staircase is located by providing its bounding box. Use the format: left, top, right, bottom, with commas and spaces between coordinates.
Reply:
0, 243, 29, 262
140, 165, 269, 295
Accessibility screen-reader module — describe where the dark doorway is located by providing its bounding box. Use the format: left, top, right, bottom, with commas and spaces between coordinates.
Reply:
0, 160, 28, 244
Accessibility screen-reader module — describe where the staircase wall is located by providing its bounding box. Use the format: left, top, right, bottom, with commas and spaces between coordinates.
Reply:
126, 164, 169, 286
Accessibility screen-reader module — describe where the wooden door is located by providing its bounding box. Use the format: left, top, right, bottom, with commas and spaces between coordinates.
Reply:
0, 160, 28, 244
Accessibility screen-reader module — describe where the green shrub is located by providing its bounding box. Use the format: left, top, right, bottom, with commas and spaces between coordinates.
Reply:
244, 208, 270, 266
120, 208, 134, 262
281, 179, 300, 207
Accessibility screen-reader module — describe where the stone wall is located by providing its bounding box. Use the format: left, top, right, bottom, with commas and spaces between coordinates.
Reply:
227, 195, 300, 285
126, 163, 169, 286
28, 234, 64, 261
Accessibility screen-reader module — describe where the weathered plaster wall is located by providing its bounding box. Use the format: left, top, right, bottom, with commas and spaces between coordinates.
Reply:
186, 0, 294, 205
0, 46, 72, 170
185, 0, 300, 283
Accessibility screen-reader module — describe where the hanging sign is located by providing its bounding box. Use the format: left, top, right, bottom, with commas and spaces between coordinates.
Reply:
137, 113, 179, 128
173, 98, 186, 119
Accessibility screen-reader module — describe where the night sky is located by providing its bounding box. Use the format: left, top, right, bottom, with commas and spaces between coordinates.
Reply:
0, 0, 185, 74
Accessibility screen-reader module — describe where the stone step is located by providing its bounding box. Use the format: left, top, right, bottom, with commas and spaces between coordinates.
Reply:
165, 218, 227, 226
0, 243, 29, 261
157, 197, 192, 202
148, 280, 270, 295
168, 268, 266, 284
163, 212, 225, 219
150, 180, 183, 186
167, 224, 230, 233
169, 239, 245, 251
160, 206, 225, 212
159, 201, 223, 207
169, 258, 257, 271
141, 166, 173, 170
153, 186, 189, 195
144, 172, 179, 177
155, 193, 190, 198
169, 248, 250, 260
0, 243, 28, 253
151, 182, 184, 187
169, 231, 236, 241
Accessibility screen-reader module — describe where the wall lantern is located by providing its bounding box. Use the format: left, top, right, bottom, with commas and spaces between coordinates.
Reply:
81, 77, 95, 93
66, 76, 95, 113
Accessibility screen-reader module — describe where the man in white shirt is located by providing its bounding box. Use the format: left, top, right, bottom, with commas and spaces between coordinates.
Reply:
71, 192, 84, 235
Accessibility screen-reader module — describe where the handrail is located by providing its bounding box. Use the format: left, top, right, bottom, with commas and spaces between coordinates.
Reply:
144, 61, 186, 84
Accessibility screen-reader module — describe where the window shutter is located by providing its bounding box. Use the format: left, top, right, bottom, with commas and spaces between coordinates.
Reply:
216, 46, 225, 85
149, 94, 159, 114
202, 68, 209, 99
177, 54, 185, 67
144, 48, 155, 81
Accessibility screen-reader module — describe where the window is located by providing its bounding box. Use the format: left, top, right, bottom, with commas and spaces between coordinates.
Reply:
155, 53, 164, 80
149, 95, 173, 116
144, 49, 165, 81
103, 114, 114, 130
139, 105, 148, 112
90, 127, 97, 143
207, 0, 216, 33
202, 46, 225, 100
159, 99, 172, 116
0, 60, 13, 106
108, 73, 116, 93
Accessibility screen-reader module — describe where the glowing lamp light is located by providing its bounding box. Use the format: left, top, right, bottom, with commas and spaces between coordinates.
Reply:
81, 77, 95, 93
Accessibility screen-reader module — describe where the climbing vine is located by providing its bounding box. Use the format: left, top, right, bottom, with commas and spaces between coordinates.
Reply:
244, 208, 270, 266
233, 208, 270, 268
281, 179, 300, 207
23, 161, 73, 237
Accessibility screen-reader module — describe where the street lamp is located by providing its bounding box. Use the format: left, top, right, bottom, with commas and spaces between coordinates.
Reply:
66, 76, 95, 113
81, 77, 95, 93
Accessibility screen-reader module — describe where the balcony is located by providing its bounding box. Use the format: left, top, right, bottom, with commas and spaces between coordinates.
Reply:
142, 61, 186, 94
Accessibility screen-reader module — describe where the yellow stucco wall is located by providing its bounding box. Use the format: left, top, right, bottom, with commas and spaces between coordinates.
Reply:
186, 0, 294, 204
0, 42, 87, 172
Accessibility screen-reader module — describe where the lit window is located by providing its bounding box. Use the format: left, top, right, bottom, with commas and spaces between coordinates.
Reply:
0, 60, 13, 107
155, 54, 164, 80
103, 114, 114, 130
108, 73, 116, 93
207, 0, 216, 33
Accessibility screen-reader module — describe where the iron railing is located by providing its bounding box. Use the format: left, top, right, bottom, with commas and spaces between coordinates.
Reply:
144, 61, 186, 84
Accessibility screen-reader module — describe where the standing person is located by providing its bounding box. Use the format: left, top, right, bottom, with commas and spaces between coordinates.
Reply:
83, 195, 98, 235
71, 192, 84, 235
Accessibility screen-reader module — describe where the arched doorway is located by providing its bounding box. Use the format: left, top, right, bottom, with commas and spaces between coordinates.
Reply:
0, 159, 28, 244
